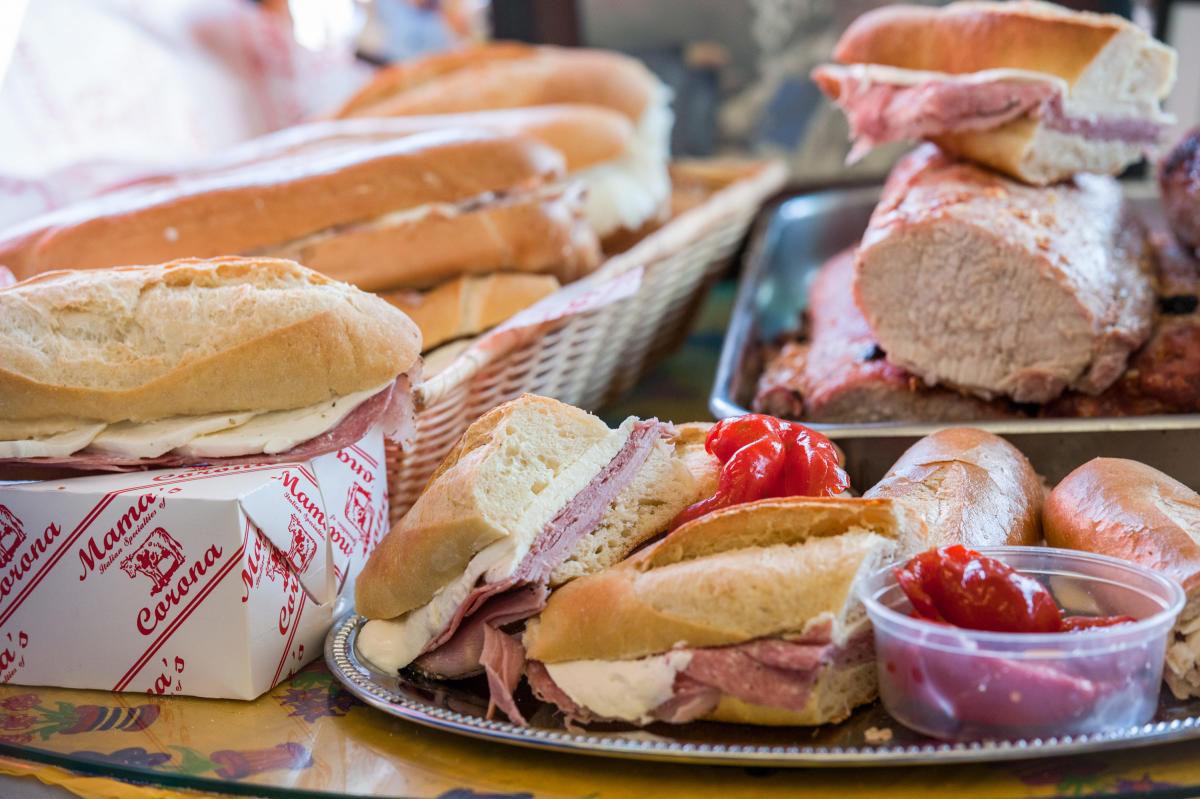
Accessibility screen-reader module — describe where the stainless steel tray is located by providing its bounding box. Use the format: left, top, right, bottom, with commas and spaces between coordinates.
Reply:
326, 611, 1200, 767
709, 185, 1200, 492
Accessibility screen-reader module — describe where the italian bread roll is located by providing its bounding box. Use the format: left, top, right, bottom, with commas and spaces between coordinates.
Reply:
864, 428, 1044, 554
1044, 458, 1200, 699
0, 130, 600, 291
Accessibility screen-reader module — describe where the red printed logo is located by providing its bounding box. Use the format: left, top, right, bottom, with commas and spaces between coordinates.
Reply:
286, 516, 318, 573
344, 483, 373, 543
120, 528, 185, 596
0, 506, 26, 569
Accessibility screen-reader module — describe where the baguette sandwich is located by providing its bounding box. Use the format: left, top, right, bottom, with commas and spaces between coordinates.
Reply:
813, 0, 1176, 185
331, 43, 674, 241
0, 257, 420, 471
0, 129, 599, 291
519, 497, 905, 727
854, 144, 1153, 404
353, 394, 712, 682
1044, 458, 1200, 699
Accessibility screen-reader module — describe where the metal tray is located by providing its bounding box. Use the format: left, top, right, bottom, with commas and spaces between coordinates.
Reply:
709, 185, 1200, 492
326, 611, 1200, 767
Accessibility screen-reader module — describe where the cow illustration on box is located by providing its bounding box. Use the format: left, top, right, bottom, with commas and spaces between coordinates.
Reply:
286, 516, 318, 573
0, 505, 26, 568
344, 483, 374, 545
121, 528, 185, 595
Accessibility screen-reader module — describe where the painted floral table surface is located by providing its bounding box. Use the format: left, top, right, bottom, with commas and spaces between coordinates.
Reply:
4, 285, 1200, 799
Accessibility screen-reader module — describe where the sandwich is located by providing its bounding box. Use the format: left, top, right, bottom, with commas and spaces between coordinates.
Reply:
0, 129, 599, 291
812, 0, 1177, 185
519, 497, 905, 727
330, 43, 674, 242
353, 394, 710, 682
0, 257, 420, 471
853, 144, 1153, 404
1044, 458, 1200, 699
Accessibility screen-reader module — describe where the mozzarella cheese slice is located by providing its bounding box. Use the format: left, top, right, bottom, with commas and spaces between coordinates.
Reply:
0, 424, 107, 458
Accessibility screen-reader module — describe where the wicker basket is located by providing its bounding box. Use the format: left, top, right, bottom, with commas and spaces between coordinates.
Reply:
384, 158, 787, 523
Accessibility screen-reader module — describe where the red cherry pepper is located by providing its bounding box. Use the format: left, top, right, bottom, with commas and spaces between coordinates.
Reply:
670, 414, 848, 530
894, 546, 1139, 634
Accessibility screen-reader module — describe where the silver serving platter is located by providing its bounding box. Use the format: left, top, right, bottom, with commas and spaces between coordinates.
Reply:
709, 184, 1200, 492
326, 611, 1200, 767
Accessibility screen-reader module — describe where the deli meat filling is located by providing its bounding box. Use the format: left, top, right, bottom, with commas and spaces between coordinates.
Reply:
522, 626, 876, 726
414, 420, 673, 679
812, 66, 1164, 162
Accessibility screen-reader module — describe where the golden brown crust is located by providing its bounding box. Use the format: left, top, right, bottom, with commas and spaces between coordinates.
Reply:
864, 428, 1044, 553
0, 257, 420, 423
380, 273, 561, 351
266, 183, 599, 291
524, 497, 903, 663
1044, 458, 1200, 593
332, 43, 538, 118
333, 44, 658, 122
833, 1, 1125, 84
8, 130, 565, 280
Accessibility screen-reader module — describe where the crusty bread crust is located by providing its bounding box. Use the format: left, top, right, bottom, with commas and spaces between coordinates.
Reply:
1045, 458, 1200, 593
381, 273, 561, 351
3, 130, 564, 280
524, 497, 904, 663
333, 44, 657, 123
265, 183, 599, 291
865, 428, 1044, 554
835, 1, 1128, 85
0, 257, 420, 423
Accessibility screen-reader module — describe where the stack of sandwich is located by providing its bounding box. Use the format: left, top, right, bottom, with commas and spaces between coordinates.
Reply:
756, 0, 1199, 423
0, 44, 676, 362
354, 394, 1044, 727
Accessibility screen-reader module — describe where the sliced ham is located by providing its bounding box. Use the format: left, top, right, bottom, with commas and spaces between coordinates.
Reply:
413, 420, 673, 680
1, 375, 414, 472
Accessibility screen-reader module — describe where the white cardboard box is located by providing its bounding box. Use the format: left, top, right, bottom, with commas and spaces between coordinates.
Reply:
0, 428, 388, 699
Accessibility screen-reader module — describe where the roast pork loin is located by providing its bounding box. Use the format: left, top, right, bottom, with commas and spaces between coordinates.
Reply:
854, 145, 1154, 404
754, 248, 1013, 422
1160, 127, 1200, 252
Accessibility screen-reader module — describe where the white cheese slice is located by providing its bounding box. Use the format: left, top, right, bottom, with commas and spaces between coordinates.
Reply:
544, 651, 694, 724
88, 412, 259, 458
356, 537, 522, 674
0, 423, 107, 458
174, 381, 390, 458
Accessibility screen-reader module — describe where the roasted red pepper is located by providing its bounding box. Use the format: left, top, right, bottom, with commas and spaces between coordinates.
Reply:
670, 414, 848, 529
895, 546, 1137, 633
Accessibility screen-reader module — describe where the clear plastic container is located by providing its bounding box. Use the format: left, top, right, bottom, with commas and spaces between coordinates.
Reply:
860, 546, 1186, 741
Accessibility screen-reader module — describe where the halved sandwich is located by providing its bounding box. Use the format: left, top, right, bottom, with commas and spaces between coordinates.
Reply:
813, 0, 1176, 184
354, 395, 712, 681
518, 497, 905, 727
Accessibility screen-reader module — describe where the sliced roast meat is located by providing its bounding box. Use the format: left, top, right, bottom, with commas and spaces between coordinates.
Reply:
526, 630, 874, 727
413, 583, 548, 679
752, 248, 1015, 423
1160, 127, 1200, 251
856, 145, 1153, 404
480, 625, 528, 724
413, 420, 673, 680
0, 375, 414, 473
